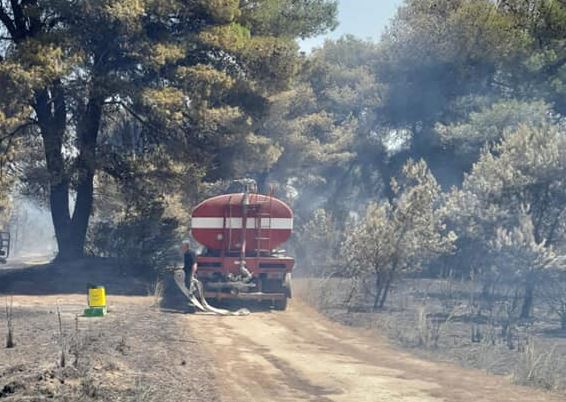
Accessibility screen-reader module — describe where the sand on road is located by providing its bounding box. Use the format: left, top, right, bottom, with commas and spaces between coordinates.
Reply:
187, 300, 563, 402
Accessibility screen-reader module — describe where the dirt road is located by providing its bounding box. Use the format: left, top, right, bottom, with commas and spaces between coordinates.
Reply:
187, 301, 563, 402
0, 253, 52, 271
2, 255, 564, 402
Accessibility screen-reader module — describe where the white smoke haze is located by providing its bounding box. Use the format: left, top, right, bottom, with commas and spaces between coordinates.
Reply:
9, 197, 57, 259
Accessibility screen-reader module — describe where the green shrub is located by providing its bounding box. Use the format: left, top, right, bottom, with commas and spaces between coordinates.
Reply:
88, 200, 179, 274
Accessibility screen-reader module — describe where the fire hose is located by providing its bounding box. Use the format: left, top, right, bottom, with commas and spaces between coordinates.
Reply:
173, 269, 250, 316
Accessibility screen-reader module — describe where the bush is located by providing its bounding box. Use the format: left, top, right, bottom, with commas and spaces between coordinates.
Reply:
88, 200, 179, 274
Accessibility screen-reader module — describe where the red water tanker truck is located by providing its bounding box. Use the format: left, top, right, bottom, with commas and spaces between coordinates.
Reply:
190, 190, 294, 310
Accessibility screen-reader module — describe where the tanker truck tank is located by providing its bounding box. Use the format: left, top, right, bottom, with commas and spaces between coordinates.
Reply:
188, 191, 294, 310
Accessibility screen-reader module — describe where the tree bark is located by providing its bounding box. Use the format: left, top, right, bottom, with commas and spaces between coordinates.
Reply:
520, 275, 536, 319
66, 96, 104, 260
35, 85, 74, 259
373, 272, 383, 311
378, 274, 393, 309
520, 272, 537, 319
344, 277, 357, 303
35, 85, 103, 261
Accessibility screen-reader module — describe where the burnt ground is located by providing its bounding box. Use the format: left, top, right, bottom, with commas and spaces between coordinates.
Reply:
295, 277, 566, 396
0, 258, 220, 402
4, 259, 566, 402
0, 257, 151, 296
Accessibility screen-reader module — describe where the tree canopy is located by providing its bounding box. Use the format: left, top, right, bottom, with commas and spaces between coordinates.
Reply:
0, 0, 338, 259
1, 0, 565, 324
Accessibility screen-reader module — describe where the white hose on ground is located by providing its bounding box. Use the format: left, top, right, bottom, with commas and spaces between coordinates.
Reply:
173, 269, 250, 316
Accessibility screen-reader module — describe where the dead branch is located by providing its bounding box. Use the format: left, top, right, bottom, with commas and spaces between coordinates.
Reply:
56, 301, 66, 367
5, 296, 14, 348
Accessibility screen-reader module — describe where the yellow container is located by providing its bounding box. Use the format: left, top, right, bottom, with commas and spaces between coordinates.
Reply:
88, 286, 106, 308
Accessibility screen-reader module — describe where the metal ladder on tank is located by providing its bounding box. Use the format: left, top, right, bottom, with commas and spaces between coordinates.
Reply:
254, 194, 273, 257
224, 196, 234, 254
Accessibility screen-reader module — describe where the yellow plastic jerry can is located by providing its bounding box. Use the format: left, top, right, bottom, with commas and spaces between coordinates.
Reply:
88, 286, 106, 308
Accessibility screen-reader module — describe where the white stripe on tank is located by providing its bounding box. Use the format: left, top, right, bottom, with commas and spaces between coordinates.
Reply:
191, 217, 293, 230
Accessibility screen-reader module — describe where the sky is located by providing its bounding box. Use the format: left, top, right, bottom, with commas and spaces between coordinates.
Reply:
300, 0, 404, 52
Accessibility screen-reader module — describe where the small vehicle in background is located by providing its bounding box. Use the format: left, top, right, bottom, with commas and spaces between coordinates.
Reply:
0, 231, 10, 264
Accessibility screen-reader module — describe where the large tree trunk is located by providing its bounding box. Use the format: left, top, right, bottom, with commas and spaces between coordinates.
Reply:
35, 85, 103, 261
35, 86, 74, 259
67, 96, 103, 259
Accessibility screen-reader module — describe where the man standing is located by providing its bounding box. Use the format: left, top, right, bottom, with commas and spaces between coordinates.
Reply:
181, 241, 198, 290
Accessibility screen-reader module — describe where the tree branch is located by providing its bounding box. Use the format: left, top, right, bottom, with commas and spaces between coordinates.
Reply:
105, 100, 154, 129
9, 0, 25, 34
0, 120, 36, 142
0, 120, 36, 178
0, 3, 16, 38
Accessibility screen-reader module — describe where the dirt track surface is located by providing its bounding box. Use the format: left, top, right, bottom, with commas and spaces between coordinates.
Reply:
0, 254, 52, 271
187, 300, 563, 402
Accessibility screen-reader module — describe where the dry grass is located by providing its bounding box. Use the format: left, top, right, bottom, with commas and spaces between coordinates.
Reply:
0, 295, 220, 402
148, 279, 165, 308
513, 341, 566, 391
295, 277, 566, 395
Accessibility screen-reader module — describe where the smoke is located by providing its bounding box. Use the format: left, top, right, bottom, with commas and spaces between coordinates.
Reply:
9, 197, 57, 259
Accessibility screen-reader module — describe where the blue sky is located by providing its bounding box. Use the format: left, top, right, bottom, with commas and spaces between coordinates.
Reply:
300, 0, 404, 51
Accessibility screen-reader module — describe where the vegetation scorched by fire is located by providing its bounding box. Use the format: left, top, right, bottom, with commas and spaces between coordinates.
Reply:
1, 0, 566, 399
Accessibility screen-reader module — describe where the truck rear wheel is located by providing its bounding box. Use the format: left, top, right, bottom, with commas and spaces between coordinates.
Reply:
273, 296, 288, 311
284, 273, 292, 299
273, 274, 292, 310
